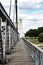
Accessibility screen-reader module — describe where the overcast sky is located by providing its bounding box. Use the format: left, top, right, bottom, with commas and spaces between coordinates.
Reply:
0, 0, 43, 33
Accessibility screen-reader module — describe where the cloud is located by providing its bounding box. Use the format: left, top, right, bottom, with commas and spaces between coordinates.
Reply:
18, 0, 43, 10
0, 0, 43, 33
0, 0, 10, 6
0, 0, 15, 14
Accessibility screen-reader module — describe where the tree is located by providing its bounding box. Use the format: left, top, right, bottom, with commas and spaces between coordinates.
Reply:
25, 27, 43, 38
25, 31, 29, 36
38, 33, 43, 42
32, 29, 38, 38
28, 29, 38, 38
25, 29, 38, 38
28, 29, 34, 37
38, 27, 43, 34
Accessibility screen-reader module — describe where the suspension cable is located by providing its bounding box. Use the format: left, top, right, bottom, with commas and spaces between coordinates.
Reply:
9, 0, 12, 18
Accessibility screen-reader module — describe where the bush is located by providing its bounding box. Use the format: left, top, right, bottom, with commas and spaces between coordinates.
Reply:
38, 33, 43, 42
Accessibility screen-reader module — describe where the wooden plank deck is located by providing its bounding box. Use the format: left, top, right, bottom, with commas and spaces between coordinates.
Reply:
0, 39, 36, 65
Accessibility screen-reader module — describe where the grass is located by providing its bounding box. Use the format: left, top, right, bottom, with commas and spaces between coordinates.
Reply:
26, 37, 43, 44
39, 46, 43, 49
26, 37, 43, 49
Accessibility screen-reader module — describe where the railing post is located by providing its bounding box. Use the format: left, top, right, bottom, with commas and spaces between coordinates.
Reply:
40, 53, 43, 65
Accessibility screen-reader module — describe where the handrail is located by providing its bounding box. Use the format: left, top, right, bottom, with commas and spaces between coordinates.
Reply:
24, 38, 43, 53
23, 38, 43, 65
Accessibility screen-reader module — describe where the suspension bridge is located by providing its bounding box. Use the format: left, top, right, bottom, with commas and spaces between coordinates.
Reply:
0, 1, 43, 65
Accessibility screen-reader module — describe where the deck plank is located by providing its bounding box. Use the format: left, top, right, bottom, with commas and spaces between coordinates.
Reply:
3, 39, 35, 65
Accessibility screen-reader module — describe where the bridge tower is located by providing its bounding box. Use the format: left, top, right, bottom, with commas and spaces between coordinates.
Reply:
18, 19, 24, 38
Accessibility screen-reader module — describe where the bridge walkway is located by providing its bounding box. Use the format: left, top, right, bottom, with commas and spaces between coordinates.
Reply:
6, 39, 35, 65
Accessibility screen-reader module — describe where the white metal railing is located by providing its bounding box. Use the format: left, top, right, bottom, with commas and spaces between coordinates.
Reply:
0, 3, 20, 63
23, 38, 43, 65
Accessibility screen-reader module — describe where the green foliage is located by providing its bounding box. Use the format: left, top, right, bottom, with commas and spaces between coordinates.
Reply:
38, 27, 43, 34
25, 27, 43, 39
25, 29, 38, 38
25, 31, 29, 36
27, 37, 43, 44
30, 29, 38, 38
38, 33, 43, 42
